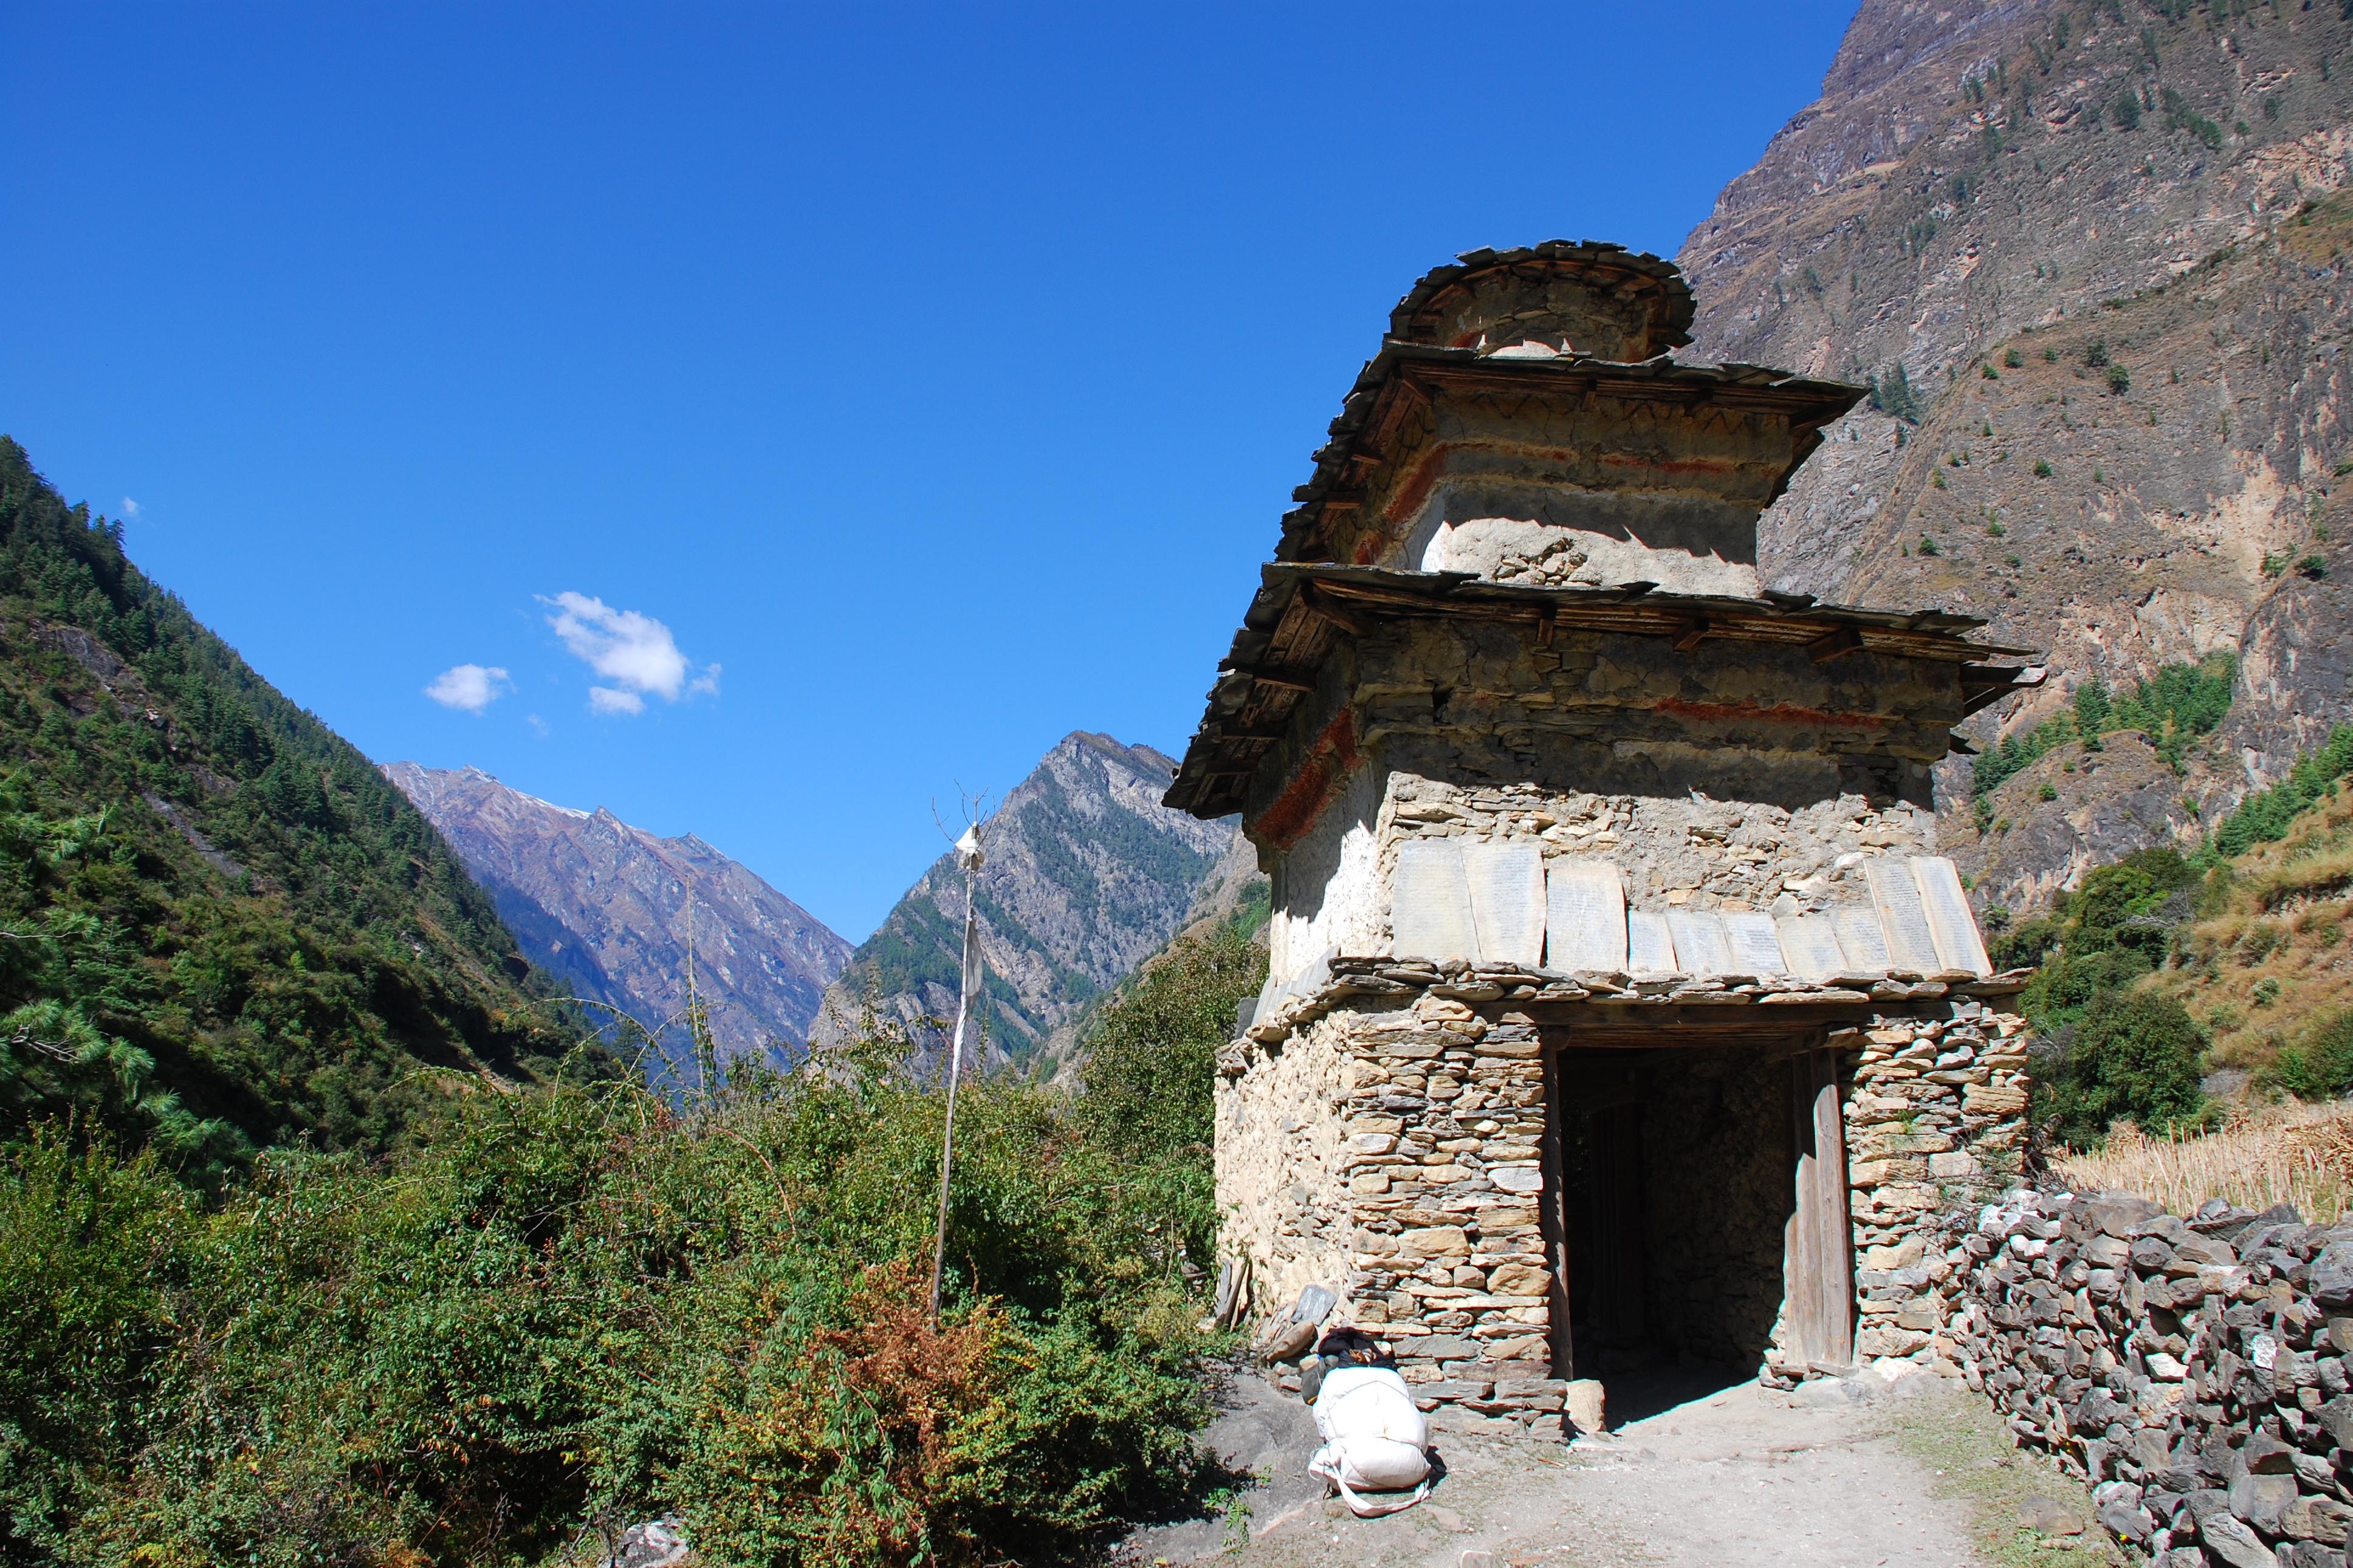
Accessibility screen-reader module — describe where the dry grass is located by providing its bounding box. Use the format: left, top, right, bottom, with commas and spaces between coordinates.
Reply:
2051, 1100, 2353, 1222
2154, 787, 2353, 1077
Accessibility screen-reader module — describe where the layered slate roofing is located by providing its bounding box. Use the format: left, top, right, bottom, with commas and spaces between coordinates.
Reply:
1163, 242, 2046, 822
1162, 565, 2044, 820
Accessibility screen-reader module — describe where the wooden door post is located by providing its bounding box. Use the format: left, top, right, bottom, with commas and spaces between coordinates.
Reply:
1785, 1049, 1855, 1368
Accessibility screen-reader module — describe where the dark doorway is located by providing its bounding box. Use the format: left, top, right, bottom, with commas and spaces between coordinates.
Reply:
1544, 1041, 1848, 1410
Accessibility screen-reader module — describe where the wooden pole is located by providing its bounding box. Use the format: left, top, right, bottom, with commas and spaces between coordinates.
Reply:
928, 824, 984, 1327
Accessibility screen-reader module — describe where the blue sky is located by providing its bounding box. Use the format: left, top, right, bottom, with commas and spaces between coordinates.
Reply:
5, 2, 1858, 942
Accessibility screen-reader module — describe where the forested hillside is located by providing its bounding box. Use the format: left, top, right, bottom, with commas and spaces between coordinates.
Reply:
0, 437, 582, 1174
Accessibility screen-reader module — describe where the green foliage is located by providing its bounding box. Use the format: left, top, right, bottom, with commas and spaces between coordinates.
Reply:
2162, 87, 2225, 149
2033, 459, 2052, 477
2058, 652, 2237, 774
1918, 535, 1940, 556
2004, 347, 2023, 368
2276, 1010, 2353, 1099
2112, 90, 2143, 130
1973, 708, 2080, 803
2037, 990, 2210, 1149
0, 439, 585, 1169
2019, 847, 2204, 1041
1869, 361, 1923, 422
2107, 363, 2132, 394
0, 1043, 1217, 1566
2084, 338, 2109, 368
1076, 922, 1265, 1272
2212, 724, 2353, 858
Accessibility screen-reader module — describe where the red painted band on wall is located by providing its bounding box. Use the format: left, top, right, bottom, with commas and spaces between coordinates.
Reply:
1251, 710, 1363, 851
1652, 696, 1888, 730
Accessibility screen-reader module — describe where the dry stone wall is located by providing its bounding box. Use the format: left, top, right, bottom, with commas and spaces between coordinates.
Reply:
1940, 1186, 2353, 1566
1221, 955, 2033, 1422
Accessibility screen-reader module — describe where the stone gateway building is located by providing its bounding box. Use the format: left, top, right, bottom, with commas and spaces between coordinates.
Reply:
1162, 242, 2048, 1422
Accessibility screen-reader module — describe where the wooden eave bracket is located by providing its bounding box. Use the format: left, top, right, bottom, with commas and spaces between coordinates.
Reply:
1671, 617, 1710, 652
1805, 625, 1865, 664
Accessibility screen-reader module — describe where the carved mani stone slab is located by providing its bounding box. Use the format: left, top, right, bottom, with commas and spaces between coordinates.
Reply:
1910, 855, 1992, 977
1627, 910, 1678, 974
1464, 842, 1546, 970
1864, 857, 1943, 974
1721, 911, 1788, 976
1776, 914, 1848, 981
1545, 861, 1627, 972
1392, 839, 1480, 964
1664, 910, 1734, 976
1832, 906, 1893, 971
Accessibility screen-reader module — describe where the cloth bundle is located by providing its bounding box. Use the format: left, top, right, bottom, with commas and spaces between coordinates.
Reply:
1306, 1367, 1431, 1517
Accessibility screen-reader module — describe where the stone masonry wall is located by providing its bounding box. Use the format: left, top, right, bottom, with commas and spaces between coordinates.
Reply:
1222, 972, 2034, 1422
1265, 765, 1942, 996
1787, 1002, 2032, 1383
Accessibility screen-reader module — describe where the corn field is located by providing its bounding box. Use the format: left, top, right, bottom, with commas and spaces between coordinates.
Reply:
2051, 1101, 2353, 1222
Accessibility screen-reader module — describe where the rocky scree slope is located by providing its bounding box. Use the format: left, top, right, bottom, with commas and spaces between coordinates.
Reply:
386, 763, 850, 1070
0, 439, 577, 1165
813, 731, 1236, 1071
1677, 0, 2353, 916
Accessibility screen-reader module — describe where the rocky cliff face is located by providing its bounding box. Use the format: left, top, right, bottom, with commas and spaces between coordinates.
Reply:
385, 763, 850, 1064
1677, 0, 2353, 914
814, 731, 1237, 1069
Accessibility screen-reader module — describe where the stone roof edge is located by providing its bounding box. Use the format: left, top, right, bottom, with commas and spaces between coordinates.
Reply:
1277, 343, 1869, 563
1161, 563, 2047, 817
1386, 241, 1697, 348
1218, 956, 2036, 1067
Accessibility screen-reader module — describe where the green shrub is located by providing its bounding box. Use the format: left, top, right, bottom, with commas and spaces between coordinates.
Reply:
2278, 1011, 2353, 1099
1, 1038, 1225, 1566
2033, 459, 2053, 477
2107, 363, 2132, 394
2036, 988, 2210, 1146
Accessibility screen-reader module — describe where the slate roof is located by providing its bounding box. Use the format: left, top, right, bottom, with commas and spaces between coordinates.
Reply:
1161, 564, 2045, 820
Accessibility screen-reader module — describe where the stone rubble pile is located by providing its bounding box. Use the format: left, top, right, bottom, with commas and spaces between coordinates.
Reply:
1942, 1185, 2353, 1566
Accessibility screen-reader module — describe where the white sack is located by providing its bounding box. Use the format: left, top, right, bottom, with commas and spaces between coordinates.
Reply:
1307, 1368, 1430, 1516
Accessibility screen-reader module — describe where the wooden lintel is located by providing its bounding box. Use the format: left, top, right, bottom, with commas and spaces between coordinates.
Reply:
1318, 493, 1365, 512
1537, 609, 1556, 648
1671, 617, 1709, 652
1806, 625, 1866, 663
1248, 673, 1316, 694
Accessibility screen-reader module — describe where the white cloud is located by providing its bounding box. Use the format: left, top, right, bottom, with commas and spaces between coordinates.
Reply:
120, 498, 140, 519
526, 713, 551, 738
424, 663, 512, 712
540, 591, 717, 715
588, 686, 644, 715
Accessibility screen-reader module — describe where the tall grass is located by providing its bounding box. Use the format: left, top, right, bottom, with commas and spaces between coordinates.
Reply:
2051, 1101, 2353, 1221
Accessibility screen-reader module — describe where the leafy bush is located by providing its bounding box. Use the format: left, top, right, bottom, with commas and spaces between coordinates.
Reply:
2036, 988, 2210, 1147
0, 1034, 1224, 1567
2276, 1011, 2353, 1100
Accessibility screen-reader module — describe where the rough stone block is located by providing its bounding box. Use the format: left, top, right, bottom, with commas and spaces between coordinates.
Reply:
1486, 1262, 1551, 1295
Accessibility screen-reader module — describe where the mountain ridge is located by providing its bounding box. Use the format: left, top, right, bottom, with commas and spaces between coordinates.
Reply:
814, 730, 1237, 1069
386, 762, 851, 1066
1675, 0, 2353, 914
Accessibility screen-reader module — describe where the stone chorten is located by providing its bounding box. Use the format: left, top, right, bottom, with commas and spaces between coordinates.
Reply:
1165, 241, 2047, 1425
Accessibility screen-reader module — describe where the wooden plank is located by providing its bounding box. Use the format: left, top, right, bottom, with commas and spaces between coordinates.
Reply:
1539, 1046, 1575, 1380
1785, 1050, 1855, 1367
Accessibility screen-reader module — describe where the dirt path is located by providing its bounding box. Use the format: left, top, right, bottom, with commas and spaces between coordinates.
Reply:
1124, 1368, 2118, 1568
